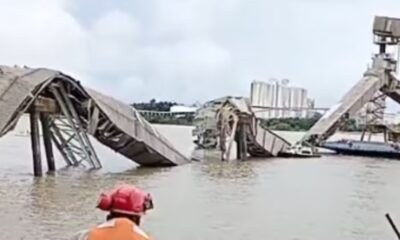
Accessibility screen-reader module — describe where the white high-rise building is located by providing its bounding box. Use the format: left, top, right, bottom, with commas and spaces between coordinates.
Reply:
250, 80, 313, 119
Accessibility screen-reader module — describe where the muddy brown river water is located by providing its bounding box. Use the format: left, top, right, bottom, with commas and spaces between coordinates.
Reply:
0, 123, 400, 239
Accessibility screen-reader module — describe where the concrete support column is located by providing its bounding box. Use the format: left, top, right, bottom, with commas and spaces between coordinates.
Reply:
30, 109, 43, 177
40, 113, 56, 173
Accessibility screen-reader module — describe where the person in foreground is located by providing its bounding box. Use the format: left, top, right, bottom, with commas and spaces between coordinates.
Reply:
71, 184, 154, 240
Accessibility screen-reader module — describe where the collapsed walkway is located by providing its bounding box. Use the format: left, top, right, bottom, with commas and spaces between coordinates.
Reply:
0, 66, 190, 174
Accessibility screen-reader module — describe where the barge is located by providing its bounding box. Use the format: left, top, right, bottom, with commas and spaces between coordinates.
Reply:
320, 139, 400, 159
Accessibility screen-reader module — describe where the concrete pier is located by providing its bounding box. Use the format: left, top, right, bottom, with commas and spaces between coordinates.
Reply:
29, 110, 42, 177
40, 113, 55, 173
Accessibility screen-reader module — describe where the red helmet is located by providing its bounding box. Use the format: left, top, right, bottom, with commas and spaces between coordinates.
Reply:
97, 185, 154, 216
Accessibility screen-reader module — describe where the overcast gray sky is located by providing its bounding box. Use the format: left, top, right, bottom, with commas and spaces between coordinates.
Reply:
0, 0, 399, 107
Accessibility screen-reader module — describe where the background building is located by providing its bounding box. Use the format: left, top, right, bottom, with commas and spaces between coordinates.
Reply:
170, 105, 197, 113
250, 79, 314, 119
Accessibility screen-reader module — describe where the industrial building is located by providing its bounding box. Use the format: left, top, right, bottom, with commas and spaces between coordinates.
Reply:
250, 79, 315, 119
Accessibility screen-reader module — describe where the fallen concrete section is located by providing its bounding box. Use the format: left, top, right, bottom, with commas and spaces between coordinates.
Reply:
86, 88, 190, 166
250, 123, 290, 157
0, 65, 190, 170
299, 16, 400, 149
194, 96, 291, 160
220, 97, 290, 158
302, 74, 384, 145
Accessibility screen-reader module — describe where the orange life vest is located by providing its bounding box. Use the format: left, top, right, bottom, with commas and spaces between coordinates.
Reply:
87, 218, 151, 240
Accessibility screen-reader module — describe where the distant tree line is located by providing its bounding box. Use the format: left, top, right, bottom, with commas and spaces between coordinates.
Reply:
260, 114, 362, 132
144, 115, 195, 126
339, 119, 363, 132
132, 99, 194, 126
131, 99, 178, 112
260, 117, 319, 131
132, 100, 364, 131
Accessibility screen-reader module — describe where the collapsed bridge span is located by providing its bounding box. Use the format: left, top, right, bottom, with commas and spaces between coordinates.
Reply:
0, 66, 190, 175
193, 96, 291, 160
297, 16, 400, 153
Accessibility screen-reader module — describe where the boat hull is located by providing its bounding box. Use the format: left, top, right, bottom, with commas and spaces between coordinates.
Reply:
320, 140, 400, 159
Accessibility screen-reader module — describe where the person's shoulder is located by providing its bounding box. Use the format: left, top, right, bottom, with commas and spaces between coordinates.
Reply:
132, 224, 152, 240
70, 229, 90, 240
115, 218, 150, 239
